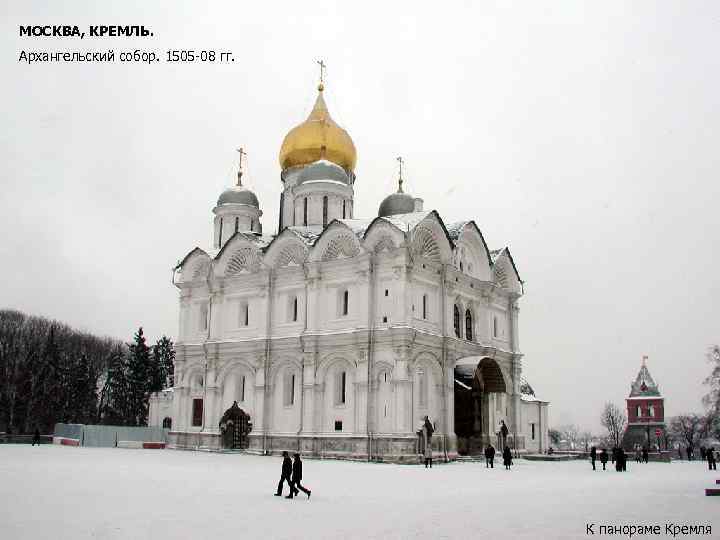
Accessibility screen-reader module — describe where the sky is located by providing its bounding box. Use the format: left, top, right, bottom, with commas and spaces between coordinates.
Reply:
1, 1, 718, 432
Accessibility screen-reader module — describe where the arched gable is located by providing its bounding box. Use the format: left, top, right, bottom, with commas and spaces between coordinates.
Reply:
216, 358, 258, 386
409, 351, 443, 381
309, 221, 363, 262
411, 213, 453, 264
181, 362, 206, 387
362, 218, 405, 254
176, 248, 211, 284
453, 222, 492, 280
214, 235, 264, 277
268, 356, 303, 388
316, 352, 357, 383
263, 229, 308, 268
492, 249, 522, 294
374, 361, 394, 380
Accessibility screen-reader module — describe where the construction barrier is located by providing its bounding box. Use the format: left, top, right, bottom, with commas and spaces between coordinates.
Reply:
53, 424, 169, 449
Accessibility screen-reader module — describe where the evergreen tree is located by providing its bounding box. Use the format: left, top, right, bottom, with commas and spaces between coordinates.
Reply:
127, 327, 151, 426
103, 345, 129, 425
154, 336, 175, 389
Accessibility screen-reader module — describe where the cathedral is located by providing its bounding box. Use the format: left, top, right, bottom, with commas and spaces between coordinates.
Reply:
149, 76, 549, 461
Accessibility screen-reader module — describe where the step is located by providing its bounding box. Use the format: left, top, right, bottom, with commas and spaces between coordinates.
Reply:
705, 488, 720, 496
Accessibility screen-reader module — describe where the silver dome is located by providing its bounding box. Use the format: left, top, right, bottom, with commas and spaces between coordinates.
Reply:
217, 186, 259, 207
296, 160, 350, 185
378, 192, 415, 217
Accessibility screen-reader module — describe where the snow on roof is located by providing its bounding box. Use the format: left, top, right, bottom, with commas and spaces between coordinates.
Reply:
285, 226, 324, 246
445, 220, 470, 241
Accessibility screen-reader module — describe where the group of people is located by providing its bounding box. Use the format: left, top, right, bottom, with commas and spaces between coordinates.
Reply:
701, 446, 718, 470
274, 451, 311, 500
633, 445, 650, 464
484, 444, 514, 470
589, 446, 628, 472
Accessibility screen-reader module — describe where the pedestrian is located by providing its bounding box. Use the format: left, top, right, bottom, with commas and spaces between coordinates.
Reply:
31, 427, 41, 446
590, 446, 597, 471
634, 445, 641, 463
274, 451, 294, 497
503, 445, 512, 470
288, 453, 311, 499
422, 416, 434, 468
599, 448, 608, 470
687, 445, 694, 461
707, 447, 717, 471
611, 447, 617, 464
700, 447, 706, 461
642, 446, 649, 464
500, 420, 509, 449
485, 444, 495, 468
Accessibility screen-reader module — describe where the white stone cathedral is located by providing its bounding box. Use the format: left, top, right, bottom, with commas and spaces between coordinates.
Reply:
149, 79, 549, 460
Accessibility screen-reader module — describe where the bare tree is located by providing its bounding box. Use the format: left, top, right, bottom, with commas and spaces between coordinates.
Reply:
668, 414, 707, 449
558, 424, 581, 449
600, 402, 627, 448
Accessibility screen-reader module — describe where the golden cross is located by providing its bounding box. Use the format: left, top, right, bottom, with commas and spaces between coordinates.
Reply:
396, 156, 404, 193
236, 147, 246, 186
316, 59, 326, 87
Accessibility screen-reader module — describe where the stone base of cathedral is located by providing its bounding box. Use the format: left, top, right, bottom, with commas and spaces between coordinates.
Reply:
167, 431, 458, 462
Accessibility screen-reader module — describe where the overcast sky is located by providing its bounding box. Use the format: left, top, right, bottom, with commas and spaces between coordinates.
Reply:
2, 1, 718, 432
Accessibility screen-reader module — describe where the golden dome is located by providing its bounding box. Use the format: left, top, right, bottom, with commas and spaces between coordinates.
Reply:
279, 86, 357, 171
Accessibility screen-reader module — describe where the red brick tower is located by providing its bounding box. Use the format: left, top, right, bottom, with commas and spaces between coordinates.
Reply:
622, 356, 666, 450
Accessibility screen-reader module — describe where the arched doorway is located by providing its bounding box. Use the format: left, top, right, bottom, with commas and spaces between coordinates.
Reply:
454, 357, 507, 455
219, 401, 253, 449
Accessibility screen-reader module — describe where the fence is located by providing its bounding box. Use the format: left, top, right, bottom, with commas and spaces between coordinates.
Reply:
53, 424, 169, 448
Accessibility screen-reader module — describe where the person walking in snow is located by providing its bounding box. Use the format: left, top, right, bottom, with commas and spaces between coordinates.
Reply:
288, 453, 311, 499
707, 447, 717, 471
634, 445, 641, 463
599, 448, 608, 470
485, 444, 495, 468
274, 451, 294, 498
422, 416, 434, 468
590, 446, 597, 470
31, 428, 41, 446
502, 446, 512, 470
642, 446, 649, 464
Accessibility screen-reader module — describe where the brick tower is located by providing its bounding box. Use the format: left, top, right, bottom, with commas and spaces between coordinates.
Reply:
622, 356, 666, 450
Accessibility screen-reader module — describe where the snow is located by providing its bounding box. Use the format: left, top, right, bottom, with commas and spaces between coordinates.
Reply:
0, 445, 716, 539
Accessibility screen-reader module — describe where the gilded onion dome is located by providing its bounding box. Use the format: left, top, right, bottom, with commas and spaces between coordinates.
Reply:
279, 85, 357, 172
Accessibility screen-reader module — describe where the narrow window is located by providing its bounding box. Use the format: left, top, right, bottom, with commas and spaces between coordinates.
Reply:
531, 423, 535, 440
636, 405, 641, 417
303, 197, 308, 226
292, 296, 298, 322
649, 404, 654, 417
323, 196, 328, 227
342, 199, 346, 219
200, 303, 208, 331
284, 371, 295, 407
453, 305, 461, 338
493, 316, 498, 338
465, 309, 473, 341
239, 302, 249, 327
342, 290, 349, 316
192, 399, 203, 427
290, 374, 295, 405
385, 289, 389, 297
334, 420, 343, 431
336, 371, 346, 405
418, 370, 428, 408
163, 417, 172, 429
235, 216, 239, 233
218, 218, 223, 248
422, 294, 428, 320
382, 316, 388, 323
240, 375, 246, 402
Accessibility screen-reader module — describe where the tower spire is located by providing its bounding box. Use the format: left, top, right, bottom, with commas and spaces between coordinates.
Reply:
316, 59, 326, 91
236, 147, 246, 186
396, 156, 404, 193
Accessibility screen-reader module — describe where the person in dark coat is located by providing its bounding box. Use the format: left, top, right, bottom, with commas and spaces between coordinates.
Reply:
485, 445, 495, 468
642, 446, 649, 464
700, 447, 706, 461
32, 428, 41, 446
687, 445, 694, 461
502, 446, 512, 470
288, 453, 311, 499
590, 446, 597, 470
599, 448, 608, 470
707, 447, 717, 471
274, 451, 294, 497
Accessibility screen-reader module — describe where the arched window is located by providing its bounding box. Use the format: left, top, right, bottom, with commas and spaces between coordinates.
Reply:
283, 370, 295, 407
218, 218, 223, 248
341, 289, 349, 316
292, 296, 298, 322
648, 404, 655, 417
453, 305, 461, 338
303, 197, 308, 226
162, 417, 172, 429
235, 216, 239, 234
342, 199, 346, 219
422, 294, 428, 320
239, 302, 249, 327
240, 375, 246, 402
323, 196, 329, 226
465, 309, 473, 341
493, 316, 498, 338
636, 405, 642, 417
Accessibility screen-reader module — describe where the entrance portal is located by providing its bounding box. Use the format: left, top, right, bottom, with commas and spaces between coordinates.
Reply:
454, 357, 507, 455
219, 401, 253, 449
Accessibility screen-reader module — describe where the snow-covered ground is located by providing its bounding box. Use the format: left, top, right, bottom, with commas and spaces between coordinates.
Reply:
0, 445, 716, 539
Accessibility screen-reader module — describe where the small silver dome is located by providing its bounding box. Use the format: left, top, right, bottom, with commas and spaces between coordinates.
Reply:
217, 186, 259, 207
378, 192, 415, 217
297, 160, 350, 185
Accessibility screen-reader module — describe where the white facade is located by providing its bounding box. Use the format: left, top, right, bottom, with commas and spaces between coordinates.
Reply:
150, 88, 549, 460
